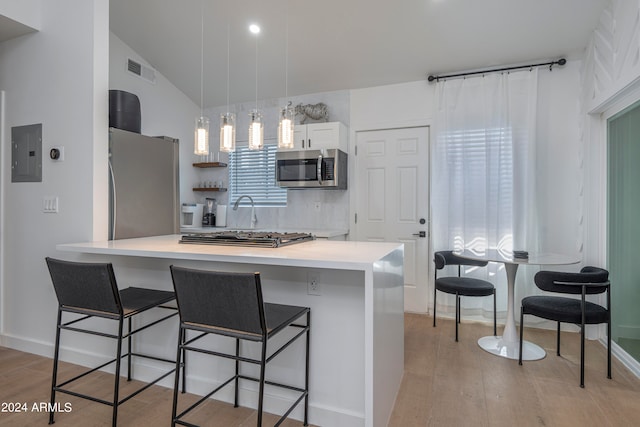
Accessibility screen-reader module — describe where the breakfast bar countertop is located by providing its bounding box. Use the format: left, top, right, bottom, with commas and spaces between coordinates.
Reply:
57, 234, 401, 271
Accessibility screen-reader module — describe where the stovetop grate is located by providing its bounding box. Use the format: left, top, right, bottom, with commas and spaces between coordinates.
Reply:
179, 231, 315, 248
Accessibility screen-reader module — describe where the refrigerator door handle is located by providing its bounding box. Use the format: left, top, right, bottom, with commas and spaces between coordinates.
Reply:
108, 161, 116, 240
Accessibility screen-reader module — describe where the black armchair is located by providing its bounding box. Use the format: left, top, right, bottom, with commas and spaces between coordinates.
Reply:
433, 250, 497, 341
519, 266, 611, 387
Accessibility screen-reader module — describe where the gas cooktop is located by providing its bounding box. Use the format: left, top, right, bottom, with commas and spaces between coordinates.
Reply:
179, 231, 315, 248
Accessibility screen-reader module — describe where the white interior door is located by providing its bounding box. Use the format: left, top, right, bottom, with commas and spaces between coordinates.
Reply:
354, 127, 430, 313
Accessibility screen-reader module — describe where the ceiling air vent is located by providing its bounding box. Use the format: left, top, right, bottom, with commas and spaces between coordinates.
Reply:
126, 58, 156, 84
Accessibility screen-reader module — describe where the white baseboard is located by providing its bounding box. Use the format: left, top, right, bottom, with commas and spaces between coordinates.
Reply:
610, 338, 640, 379
1, 333, 54, 358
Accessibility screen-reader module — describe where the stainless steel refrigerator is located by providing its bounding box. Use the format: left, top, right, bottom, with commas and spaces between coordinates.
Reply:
109, 127, 180, 239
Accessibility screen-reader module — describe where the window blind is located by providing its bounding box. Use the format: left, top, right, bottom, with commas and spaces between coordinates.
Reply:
440, 126, 514, 251
228, 141, 287, 207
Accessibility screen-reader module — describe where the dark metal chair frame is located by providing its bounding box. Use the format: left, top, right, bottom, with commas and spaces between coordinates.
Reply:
519, 267, 611, 388
169, 265, 310, 427
433, 250, 497, 341
46, 257, 180, 426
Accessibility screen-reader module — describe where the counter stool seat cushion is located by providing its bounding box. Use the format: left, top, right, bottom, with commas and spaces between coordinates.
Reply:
522, 295, 609, 325
120, 287, 176, 316
435, 277, 494, 296
183, 302, 309, 341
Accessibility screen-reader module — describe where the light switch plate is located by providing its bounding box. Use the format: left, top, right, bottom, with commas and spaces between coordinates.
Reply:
43, 196, 59, 213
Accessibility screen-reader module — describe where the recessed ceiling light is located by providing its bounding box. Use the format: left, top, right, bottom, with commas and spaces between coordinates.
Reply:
249, 24, 261, 34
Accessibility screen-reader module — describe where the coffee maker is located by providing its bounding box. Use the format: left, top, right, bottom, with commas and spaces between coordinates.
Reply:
202, 198, 216, 227
181, 203, 204, 228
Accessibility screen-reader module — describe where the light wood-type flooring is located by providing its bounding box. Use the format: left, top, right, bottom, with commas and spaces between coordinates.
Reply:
2, 314, 640, 426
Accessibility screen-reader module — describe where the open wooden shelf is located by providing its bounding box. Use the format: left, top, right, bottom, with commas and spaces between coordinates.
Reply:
192, 187, 228, 192
193, 162, 227, 168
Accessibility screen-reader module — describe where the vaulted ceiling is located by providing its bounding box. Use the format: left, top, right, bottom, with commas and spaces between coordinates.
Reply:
110, 0, 608, 109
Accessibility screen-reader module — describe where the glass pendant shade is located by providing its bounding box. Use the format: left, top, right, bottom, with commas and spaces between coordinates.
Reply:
194, 116, 210, 156
219, 113, 236, 153
248, 110, 264, 150
278, 105, 295, 149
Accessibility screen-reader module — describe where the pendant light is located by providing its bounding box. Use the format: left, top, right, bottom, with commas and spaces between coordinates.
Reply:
220, 23, 236, 153
278, 9, 294, 149
248, 24, 263, 150
194, 0, 209, 156
278, 103, 294, 150
248, 109, 263, 150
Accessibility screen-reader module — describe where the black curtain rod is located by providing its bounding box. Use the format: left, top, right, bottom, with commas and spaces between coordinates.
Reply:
427, 58, 566, 82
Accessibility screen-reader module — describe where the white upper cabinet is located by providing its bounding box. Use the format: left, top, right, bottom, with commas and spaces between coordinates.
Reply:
292, 122, 348, 151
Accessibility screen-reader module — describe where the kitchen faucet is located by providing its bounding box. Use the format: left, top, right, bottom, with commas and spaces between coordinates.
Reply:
232, 195, 257, 229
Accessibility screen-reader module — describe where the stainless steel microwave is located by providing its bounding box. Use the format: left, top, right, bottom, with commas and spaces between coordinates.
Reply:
276, 149, 347, 189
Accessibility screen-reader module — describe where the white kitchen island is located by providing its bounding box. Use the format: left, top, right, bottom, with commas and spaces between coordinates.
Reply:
56, 235, 404, 427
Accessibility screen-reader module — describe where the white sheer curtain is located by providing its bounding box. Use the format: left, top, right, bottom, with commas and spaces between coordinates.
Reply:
431, 69, 539, 320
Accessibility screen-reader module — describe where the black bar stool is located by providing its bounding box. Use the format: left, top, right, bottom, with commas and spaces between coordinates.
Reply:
45, 257, 180, 426
169, 265, 310, 427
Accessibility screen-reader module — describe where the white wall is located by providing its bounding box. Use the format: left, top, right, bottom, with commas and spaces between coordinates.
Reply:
0, 0, 109, 353
535, 60, 583, 256
351, 80, 433, 130
580, 0, 640, 266
0, 0, 42, 30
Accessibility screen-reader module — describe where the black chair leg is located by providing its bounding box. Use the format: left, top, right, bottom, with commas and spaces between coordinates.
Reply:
433, 287, 437, 327
580, 323, 585, 388
181, 329, 186, 394
607, 318, 612, 380
493, 290, 497, 336
234, 338, 240, 408
557, 321, 561, 356
607, 288, 612, 380
455, 294, 460, 342
112, 320, 124, 427
49, 309, 63, 425
171, 327, 184, 427
127, 317, 132, 381
304, 311, 310, 426
257, 342, 268, 427
519, 309, 524, 365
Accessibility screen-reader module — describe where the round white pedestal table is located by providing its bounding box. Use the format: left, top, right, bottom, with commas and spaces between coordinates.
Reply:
454, 250, 579, 361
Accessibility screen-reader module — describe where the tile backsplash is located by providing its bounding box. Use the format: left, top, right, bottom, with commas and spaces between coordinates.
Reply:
227, 188, 350, 231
